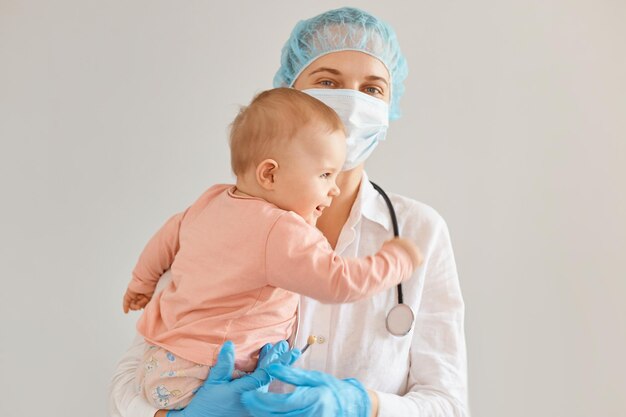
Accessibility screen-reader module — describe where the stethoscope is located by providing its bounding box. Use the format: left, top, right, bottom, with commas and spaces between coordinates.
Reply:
370, 181, 416, 337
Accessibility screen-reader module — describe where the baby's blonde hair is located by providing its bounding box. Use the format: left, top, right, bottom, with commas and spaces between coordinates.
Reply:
229, 88, 344, 176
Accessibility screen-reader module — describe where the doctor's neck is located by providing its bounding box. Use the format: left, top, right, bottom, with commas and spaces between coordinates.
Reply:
316, 164, 364, 249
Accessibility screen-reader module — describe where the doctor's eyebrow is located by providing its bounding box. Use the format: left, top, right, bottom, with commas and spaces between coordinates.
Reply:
307, 67, 389, 86
364, 75, 389, 86
308, 67, 342, 76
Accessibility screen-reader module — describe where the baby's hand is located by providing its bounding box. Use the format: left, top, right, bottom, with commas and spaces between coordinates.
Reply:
385, 237, 423, 270
123, 288, 153, 313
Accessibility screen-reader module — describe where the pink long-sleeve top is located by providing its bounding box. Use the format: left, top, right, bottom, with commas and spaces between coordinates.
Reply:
129, 184, 414, 370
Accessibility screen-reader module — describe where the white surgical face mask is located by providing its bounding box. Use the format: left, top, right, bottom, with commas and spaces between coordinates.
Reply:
303, 89, 389, 171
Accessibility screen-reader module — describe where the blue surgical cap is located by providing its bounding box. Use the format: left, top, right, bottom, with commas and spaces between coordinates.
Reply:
273, 7, 408, 120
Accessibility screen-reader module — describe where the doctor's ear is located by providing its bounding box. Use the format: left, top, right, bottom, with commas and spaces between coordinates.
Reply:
256, 159, 279, 190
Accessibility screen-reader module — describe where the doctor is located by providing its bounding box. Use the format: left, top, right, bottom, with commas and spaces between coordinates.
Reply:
109, 7, 469, 417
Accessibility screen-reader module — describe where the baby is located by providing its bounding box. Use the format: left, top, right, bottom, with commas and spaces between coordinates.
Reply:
123, 88, 422, 410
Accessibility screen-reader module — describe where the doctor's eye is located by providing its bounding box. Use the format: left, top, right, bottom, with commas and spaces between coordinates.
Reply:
364, 86, 384, 96
318, 79, 336, 88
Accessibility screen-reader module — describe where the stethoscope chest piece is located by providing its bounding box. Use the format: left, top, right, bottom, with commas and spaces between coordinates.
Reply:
386, 303, 415, 336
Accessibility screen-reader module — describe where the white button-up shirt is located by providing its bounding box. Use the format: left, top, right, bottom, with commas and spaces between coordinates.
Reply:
109, 172, 469, 417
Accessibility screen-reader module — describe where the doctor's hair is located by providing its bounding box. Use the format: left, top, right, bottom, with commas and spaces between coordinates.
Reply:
229, 87, 345, 176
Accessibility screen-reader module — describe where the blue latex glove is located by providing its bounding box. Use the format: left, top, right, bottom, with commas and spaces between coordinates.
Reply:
257, 341, 301, 370
241, 364, 371, 417
167, 341, 300, 417
255, 341, 301, 393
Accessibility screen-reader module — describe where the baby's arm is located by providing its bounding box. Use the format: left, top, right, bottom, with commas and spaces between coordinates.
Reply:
388, 236, 423, 267
123, 212, 185, 312
265, 213, 422, 303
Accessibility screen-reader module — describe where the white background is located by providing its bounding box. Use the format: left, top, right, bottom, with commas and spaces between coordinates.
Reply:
1, 1, 625, 416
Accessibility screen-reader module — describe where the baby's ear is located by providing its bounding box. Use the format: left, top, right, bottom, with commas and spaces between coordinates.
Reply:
256, 159, 278, 190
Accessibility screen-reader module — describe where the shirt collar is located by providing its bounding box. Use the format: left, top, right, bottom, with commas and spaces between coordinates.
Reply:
356, 171, 393, 232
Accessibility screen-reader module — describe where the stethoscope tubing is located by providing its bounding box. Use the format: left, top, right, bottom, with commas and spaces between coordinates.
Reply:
370, 181, 404, 304
370, 181, 415, 337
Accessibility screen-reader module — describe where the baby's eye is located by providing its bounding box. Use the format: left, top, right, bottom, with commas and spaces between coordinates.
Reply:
320, 172, 331, 179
